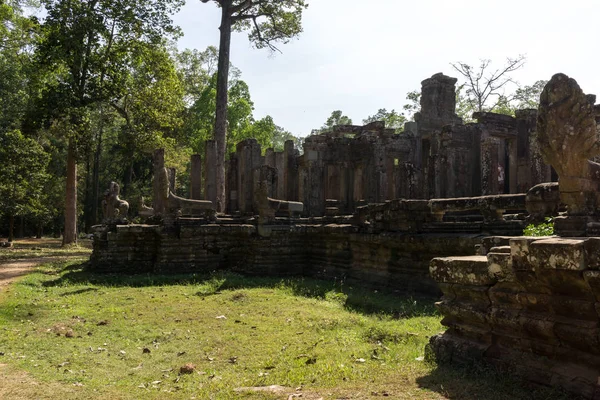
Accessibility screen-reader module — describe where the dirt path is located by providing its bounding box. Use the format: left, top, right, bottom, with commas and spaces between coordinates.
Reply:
0, 256, 71, 289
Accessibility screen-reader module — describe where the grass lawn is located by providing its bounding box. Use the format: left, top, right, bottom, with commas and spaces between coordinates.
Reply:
0, 257, 576, 399
0, 237, 92, 262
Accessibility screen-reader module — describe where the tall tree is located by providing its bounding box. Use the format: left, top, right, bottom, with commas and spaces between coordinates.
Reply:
37, 0, 183, 244
199, 0, 308, 212
185, 73, 255, 155
111, 43, 185, 195
450, 55, 526, 114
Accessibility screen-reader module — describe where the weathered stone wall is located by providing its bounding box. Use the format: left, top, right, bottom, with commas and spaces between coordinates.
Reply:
90, 221, 482, 295
91, 191, 531, 294
185, 73, 555, 218
429, 237, 600, 398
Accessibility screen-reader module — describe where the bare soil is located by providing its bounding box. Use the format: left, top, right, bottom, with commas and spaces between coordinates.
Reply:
0, 258, 53, 288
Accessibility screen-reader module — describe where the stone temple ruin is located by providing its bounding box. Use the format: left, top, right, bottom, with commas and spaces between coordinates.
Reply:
91, 72, 600, 398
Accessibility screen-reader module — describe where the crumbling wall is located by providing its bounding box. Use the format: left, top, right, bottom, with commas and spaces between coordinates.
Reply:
429, 237, 600, 399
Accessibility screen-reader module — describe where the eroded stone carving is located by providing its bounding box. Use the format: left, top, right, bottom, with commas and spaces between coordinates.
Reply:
138, 197, 154, 218
102, 182, 129, 222
525, 182, 560, 222
254, 177, 304, 226
537, 73, 600, 216
153, 149, 215, 219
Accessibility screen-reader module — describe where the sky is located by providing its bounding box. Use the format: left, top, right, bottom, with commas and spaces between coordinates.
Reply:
174, 0, 600, 137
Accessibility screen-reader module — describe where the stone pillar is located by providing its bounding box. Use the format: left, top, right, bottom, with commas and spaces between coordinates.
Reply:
339, 161, 350, 212
353, 166, 364, 203
284, 140, 298, 201
481, 137, 500, 195
326, 164, 341, 201
226, 154, 238, 213
237, 139, 263, 214
204, 140, 217, 206
265, 148, 275, 168
254, 165, 278, 200
530, 131, 552, 186
152, 148, 167, 215
168, 168, 176, 193
415, 73, 462, 132
275, 151, 285, 199
299, 141, 325, 216
190, 154, 202, 200
508, 139, 518, 194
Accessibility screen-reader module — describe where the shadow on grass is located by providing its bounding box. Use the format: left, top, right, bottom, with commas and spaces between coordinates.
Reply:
41, 262, 438, 318
416, 363, 582, 400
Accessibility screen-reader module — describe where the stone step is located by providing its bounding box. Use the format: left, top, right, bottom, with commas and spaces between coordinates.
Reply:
489, 245, 511, 254
430, 255, 496, 286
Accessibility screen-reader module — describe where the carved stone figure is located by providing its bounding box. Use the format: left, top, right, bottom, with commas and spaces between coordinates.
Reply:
102, 181, 129, 222
152, 149, 215, 219
525, 182, 560, 222
537, 73, 600, 216
138, 197, 154, 218
254, 177, 303, 225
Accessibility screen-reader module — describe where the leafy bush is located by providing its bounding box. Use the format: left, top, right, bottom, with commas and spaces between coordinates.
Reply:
523, 217, 554, 236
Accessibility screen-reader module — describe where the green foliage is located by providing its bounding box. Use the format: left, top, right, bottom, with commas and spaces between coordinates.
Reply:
228, 0, 309, 52
455, 79, 546, 122
403, 90, 421, 121
0, 2, 40, 132
513, 80, 547, 110
185, 73, 256, 154
0, 130, 49, 223
363, 108, 406, 133
523, 217, 554, 236
175, 46, 242, 106
112, 43, 186, 154
312, 110, 352, 135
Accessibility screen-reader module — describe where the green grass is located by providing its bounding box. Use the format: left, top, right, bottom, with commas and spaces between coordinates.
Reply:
0, 260, 578, 399
0, 237, 92, 261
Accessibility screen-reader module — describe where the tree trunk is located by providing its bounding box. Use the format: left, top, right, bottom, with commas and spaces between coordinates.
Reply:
63, 137, 78, 245
214, 1, 232, 213
91, 105, 104, 228
18, 216, 24, 238
8, 214, 14, 243
84, 153, 93, 233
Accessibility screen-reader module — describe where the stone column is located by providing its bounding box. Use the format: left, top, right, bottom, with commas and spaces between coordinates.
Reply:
481, 137, 500, 195
265, 148, 275, 168
508, 139, 518, 194
226, 154, 238, 213
284, 140, 298, 201
236, 139, 263, 214
168, 168, 176, 193
204, 140, 217, 206
353, 166, 364, 203
152, 148, 167, 215
326, 164, 341, 201
301, 141, 325, 216
275, 151, 285, 199
190, 154, 202, 200
530, 133, 551, 186
255, 165, 278, 199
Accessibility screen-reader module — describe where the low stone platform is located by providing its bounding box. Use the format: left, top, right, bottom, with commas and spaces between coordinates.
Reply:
429, 236, 600, 399
90, 220, 484, 295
